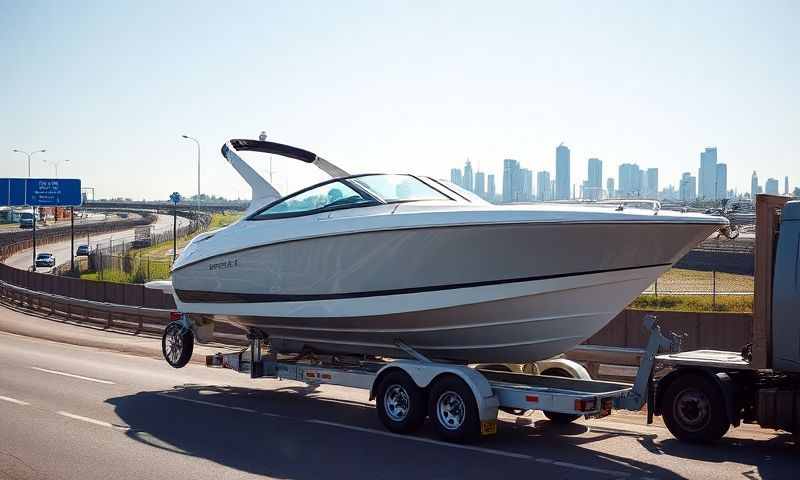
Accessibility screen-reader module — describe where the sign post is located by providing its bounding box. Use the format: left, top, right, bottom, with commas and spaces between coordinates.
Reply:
170, 192, 181, 264
1, 178, 82, 271
70, 207, 75, 273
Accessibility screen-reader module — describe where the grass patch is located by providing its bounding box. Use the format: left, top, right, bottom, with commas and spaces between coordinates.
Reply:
630, 294, 753, 313
646, 268, 753, 294
208, 211, 243, 230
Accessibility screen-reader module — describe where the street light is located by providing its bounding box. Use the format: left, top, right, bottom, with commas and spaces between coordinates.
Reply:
12, 148, 46, 178
181, 135, 200, 216
42, 159, 70, 178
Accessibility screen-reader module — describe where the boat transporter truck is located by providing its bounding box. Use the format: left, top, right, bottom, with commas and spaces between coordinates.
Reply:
164, 195, 799, 443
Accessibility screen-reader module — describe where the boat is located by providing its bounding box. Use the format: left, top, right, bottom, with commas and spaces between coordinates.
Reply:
148, 138, 728, 364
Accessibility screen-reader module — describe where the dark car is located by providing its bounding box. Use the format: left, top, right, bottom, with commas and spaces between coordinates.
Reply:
76, 244, 90, 256
35, 253, 56, 268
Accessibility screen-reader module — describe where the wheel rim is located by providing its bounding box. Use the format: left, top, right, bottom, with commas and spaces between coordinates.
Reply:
165, 326, 184, 364
384, 384, 410, 422
436, 391, 466, 431
674, 388, 710, 432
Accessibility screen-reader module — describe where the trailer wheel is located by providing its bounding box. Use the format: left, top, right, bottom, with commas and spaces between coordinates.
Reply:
541, 368, 582, 424
662, 373, 730, 443
428, 376, 481, 443
375, 371, 426, 434
162, 322, 193, 368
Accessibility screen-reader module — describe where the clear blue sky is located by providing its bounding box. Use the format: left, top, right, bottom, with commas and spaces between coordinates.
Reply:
2, 0, 797, 200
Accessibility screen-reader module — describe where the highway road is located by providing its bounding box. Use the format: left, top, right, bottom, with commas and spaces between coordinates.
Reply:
0, 309, 795, 479
0, 212, 107, 233
3, 214, 190, 272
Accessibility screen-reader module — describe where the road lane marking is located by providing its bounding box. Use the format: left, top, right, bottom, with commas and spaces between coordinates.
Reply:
56, 411, 129, 431
305, 419, 532, 460
535, 457, 631, 477
155, 393, 262, 414
31, 367, 115, 385
0, 395, 30, 406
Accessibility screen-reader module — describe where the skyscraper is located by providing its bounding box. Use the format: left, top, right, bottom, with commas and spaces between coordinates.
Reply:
450, 168, 462, 187
679, 172, 697, 202
606, 178, 615, 198
699, 147, 718, 199
502, 159, 520, 203
715, 163, 727, 199
646, 168, 659, 198
766, 178, 779, 194
520, 168, 533, 201
785, 176, 790, 195
463, 160, 474, 192
751, 171, 759, 199
586, 158, 602, 200
474, 171, 485, 198
555, 144, 570, 200
487, 174, 496, 201
618, 163, 642, 197
536, 171, 551, 201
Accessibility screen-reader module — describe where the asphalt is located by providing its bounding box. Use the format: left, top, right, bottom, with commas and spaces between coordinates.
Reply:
0, 304, 796, 480
3, 214, 189, 273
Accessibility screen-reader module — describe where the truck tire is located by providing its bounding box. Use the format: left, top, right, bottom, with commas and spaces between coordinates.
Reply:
541, 368, 582, 424
162, 322, 193, 368
375, 370, 426, 434
428, 375, 481, 443
662, 373, 730, 443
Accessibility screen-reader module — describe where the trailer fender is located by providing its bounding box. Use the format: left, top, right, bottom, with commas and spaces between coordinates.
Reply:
655, 368, 739, 427
370, 361, 499, 423
535, 358, 592, 380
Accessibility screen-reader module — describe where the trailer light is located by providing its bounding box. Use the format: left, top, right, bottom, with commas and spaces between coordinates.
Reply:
525, 395, 539, 403
169, 311, 182, 321
575, 398, 597, 411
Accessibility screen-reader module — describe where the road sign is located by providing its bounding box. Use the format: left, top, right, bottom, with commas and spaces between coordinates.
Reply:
0, 178, 82, 206
170, 192, 181, 204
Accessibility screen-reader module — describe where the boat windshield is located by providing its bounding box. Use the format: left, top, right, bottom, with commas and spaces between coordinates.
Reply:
350, 174, 450, 203
251, 181, 373, 219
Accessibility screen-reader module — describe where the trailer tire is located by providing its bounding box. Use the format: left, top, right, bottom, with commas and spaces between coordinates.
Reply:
162, 322, 193, 368
375, 370, 426, 434
541, 368, 582, 424
428, 375, 481, 443
662, 373, 730, 443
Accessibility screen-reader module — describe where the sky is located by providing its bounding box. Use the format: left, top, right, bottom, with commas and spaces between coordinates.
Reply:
1, 0, 798, 201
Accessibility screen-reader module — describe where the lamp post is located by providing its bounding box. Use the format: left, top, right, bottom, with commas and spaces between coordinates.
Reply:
12, 148, 46, 178
181, 135, 200, 217
42, 159, 70, 178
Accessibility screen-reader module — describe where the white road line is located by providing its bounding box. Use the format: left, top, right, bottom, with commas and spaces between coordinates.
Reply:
0, 395, 30, 406
536, 457, 631, 477
305, 419, 532, 460
31, 367, 115, 385
56, 411, 129, 431
155, 393, 262, 414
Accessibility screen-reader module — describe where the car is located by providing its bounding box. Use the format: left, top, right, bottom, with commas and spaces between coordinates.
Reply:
75, 244, 90, 256
35, 253, 56, 268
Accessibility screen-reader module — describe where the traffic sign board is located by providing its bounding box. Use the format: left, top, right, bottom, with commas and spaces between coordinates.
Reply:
170, 192, 181, 204
0, 178, 82, 206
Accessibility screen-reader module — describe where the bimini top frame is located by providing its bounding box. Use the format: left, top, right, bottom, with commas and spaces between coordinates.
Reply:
221, 138, 351, 214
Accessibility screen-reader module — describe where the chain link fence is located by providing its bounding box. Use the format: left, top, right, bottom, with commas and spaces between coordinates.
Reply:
643, 268, 754, 296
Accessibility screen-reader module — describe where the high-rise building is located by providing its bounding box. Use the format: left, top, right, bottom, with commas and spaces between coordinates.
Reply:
474, 171, 485, 198
766, 178, 780, 194
679, 172, 697, 202
463, 160, 474, 192
502, 159, 520, 203
536, 171, 551, 201
450, 168, 462, 187
785, 176, 790, 195
606, 178, 615, 198
618, 163, 642, 197
555, 144, 570, 200
715, 163, 727, 199
520, 168, 533, 201
646, 168, 659, 198
699, 147, 718, 199
751, 171, 759, 199
487, 174, 496, 201
586, 158, 603, 200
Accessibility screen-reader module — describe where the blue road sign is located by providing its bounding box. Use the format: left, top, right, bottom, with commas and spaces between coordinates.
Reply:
0, 178, 82, 206
170, 192, 181, 204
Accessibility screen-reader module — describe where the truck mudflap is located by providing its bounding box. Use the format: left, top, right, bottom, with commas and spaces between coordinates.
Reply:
757, 388, 800, 434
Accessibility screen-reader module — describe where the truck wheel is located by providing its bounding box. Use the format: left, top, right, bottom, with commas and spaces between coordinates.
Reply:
662, 373, 730, 443
375, 371, 426, 434
541, 368, 582, 424
428, 375, 481, 443
162, 322, 193, 368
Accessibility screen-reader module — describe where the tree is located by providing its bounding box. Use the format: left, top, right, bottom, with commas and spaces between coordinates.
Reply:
793, 187, 800, 198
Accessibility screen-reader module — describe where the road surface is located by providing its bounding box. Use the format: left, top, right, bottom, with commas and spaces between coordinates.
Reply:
3, 214, 189, 272
0, 212, 108, 233
0, 308, 795, 479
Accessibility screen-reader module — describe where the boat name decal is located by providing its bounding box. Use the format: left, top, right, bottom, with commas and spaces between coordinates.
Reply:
209, 259, 239, 271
